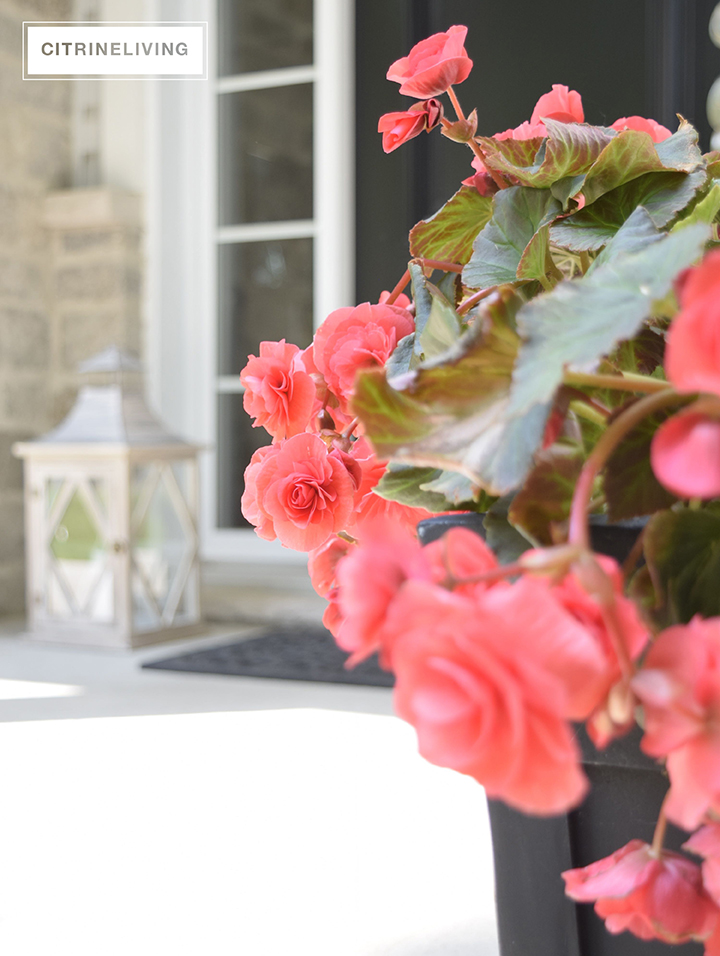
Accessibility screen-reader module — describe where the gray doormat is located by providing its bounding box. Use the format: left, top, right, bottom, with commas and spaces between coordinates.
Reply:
142, 625, 395, 688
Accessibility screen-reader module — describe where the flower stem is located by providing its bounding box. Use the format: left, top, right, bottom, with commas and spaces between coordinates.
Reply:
568, 389, 687, 551
457, 286, 497, 315
446, 88, 509, 192
651, 798, 669, 858
385, 269, 410, 305
563, 369, 670, 395
447, 85, 466, 121
569, 400, 608, 427
444, 561, 525, 590
341, 417, 360, 439
419, 258, 464, 273
579, 251, 591, 274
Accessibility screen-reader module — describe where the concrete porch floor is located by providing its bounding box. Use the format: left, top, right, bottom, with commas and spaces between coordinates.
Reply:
0, 616, 500, 956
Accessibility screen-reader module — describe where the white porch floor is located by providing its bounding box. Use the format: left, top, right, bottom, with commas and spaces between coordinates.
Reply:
0, 626, 499, 956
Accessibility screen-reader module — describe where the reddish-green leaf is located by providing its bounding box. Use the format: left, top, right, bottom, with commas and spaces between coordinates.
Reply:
644, 508, 720, 624
509, 445, 585, 544
409, 186, 493, 265
477, 121, 614, 189
603, 406, 678, 521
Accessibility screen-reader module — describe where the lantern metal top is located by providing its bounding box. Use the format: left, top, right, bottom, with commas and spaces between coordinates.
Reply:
14, 347, 198, 456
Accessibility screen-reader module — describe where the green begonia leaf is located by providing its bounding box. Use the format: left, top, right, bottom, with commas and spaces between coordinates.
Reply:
462, 187, 561, 288
409, 263, 462, 361
508, 444, 585, 544
371, 465, 452, 512
603, 406, 678, 521
353, 291, 550, 494
644, 508, 720, 623
671, 179, 720, 231
509, 214, 710, 415
551, 169, 707, 252
409, 185, 493, 265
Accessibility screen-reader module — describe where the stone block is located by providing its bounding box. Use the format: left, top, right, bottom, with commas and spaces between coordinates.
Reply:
0, 186, 17, 244
0, 307, 49, 368
61, 230, 115, 254
0, 493, 24, 563
26, 119, 71, 187
60, 310, 123, 368
44, 188, 141, 230
0, 558, 26, 615
0, 257, 41, 298
56, 262, 128, 300
0, 430, 29, 491
3, 377, 48, 429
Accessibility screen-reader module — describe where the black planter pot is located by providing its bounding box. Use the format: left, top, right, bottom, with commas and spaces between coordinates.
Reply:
417, 514, 702, 956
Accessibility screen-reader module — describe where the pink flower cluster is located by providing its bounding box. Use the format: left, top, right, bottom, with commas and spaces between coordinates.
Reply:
240, 302, 430, 553
314, 517, 720, 949
562, 615, 720, 951
310, 523, 648, 815
377, 25, 472, 153
462, 86, 671, 195
651, 250, 720, 498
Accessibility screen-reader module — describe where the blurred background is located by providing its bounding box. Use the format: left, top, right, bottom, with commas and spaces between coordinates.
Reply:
0, 2, 719, 954
1, 0, 720, 620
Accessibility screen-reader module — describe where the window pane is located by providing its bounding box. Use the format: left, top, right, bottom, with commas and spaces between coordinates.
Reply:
218, 84, 313, 225
217, 394, 271, 529
218, 0, 313, 76
218, 238, 313, 376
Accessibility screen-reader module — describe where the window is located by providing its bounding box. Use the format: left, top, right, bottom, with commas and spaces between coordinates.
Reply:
147, 0, 354, 561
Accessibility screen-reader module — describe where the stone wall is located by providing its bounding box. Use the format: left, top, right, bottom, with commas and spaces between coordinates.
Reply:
0, 0, 73, 612
0, 1, 144, 616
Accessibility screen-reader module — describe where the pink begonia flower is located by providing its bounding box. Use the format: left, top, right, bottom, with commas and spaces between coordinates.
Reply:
334, 521, 431, 664
494, 120, 548, 141
611, 115, 672, 142
563, 840, 718, 944
530, 84, 585, 125
549, 555, 649, 742
665, 249, 720, 398
632, 618, 720, 830
312, 302, 414, 409
240, 340, 316, 440
241, 433, 356, 552
387, 577, 589, 814
241, 444, 282, 541
307, 534, 354, 637
345, 437, 433, 536
651, 411, 720, 499
378, 290, 411, 309
686, 823, 720, 907
423, 526, 498, 593
386, 25, 473, 99
308, 534, 353, 599
378, 99, 443, 153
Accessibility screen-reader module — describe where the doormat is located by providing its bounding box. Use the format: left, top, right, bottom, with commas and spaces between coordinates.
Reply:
142, 624, 395, 688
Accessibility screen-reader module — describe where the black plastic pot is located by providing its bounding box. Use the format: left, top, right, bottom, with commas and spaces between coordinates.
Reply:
417, 514, 702, 956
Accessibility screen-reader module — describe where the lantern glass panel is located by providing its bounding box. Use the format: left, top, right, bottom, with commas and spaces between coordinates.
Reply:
131, 463, 194, 631
46, 480, 113, 622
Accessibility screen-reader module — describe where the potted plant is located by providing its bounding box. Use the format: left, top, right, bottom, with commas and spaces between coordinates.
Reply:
239, 24, 720, 955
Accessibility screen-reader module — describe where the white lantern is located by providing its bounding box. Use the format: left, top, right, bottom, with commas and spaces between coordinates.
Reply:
13, 347, 202, 648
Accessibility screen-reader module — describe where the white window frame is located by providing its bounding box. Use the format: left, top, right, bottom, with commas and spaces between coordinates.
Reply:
146, 0, 355, 563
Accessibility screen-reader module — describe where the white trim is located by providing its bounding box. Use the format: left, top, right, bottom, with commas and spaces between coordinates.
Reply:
314, 0, 355, 327
149, 0, 355, 563
217, 65, 316, 94
217, 220, 315, 244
